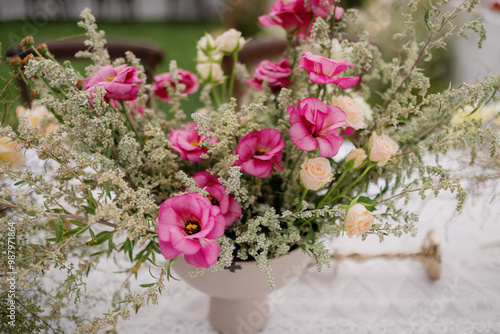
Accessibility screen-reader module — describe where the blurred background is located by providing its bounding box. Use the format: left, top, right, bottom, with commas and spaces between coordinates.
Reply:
0, 0, 499, 120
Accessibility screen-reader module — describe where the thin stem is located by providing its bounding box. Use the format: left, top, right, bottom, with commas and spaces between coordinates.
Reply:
228, 52, 238, 100
120, 101, 142, 146
212, 84, 221, 108
324, 164, 373, 207
295, 188, 308, 212
282, 151, 304, 196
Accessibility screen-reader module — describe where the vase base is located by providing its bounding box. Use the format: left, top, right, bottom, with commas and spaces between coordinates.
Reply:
209, 296, 270, 334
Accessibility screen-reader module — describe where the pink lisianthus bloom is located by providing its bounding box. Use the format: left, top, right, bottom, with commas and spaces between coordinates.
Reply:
287, 97, 347, 158
84, 64, 142, 102
259, 0, 312, 35
295, 52, 359, 89
110, 100, 144, 116
309, 0, 344, 19
169, 124, 216, 162
153, 70, 199, 102
234, 129, 285, 178
157, 193, 226, 268
247, 58, 293, 92
189, 172, 242, 226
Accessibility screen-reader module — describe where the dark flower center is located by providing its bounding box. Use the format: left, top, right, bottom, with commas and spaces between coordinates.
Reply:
207, 195, 219, 206
255, 148, 266, 156
184, 219, 201, 235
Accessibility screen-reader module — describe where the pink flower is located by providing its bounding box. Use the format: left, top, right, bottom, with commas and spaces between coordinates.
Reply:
84, 64, 142, 102
259, 0, 312, 35
157, 193, 226, 268
190, 172, 242, 226
110, 100, 144, 116
309, 0, 344, 19
287, 97, 346, 157
234, 129, 285, 178
247, 58, 293, 92
169, 124, 216, 162
153, 70, 199, 102
295, 52, 359, 89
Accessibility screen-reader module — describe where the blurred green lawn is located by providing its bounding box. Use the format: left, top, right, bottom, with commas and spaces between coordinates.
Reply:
0, 20, 222, 126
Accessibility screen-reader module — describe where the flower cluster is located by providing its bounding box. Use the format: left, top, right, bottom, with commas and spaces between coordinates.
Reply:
1, 1, 499, 330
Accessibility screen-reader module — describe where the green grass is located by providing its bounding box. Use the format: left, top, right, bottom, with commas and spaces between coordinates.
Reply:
0, 20, 223, 126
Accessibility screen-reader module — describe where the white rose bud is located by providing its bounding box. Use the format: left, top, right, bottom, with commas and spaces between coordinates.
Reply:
215, 29, 246, 53
331, 96, 367, 130
300, 157, 334, 191
368, 132, 399, 166
197, 33, 216, 52
196, 63, 224, 82
344, 204, 374, 238
346, 148, 366, 168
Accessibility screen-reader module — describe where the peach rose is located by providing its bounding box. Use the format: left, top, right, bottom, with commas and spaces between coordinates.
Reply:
368, 132, 399, 166
16, 103, 58, 135
331, 95, 367, 130
344, 203, 374, 238
346, 148, 366, 168
300, 157, 333, 190
0, 137, 26, 168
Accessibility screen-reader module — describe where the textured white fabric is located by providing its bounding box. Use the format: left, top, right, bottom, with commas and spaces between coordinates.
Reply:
18, 150, 500, 333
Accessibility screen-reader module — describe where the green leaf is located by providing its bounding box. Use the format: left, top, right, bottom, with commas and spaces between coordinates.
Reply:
89, 228, 97, 243
26, 210, 37, 217
70, 220, 86, 227
424, 10, 430, 31
139, 283, 155, 288
87, 230, 114, 246
14, 181, 25, 186
83, 205, 95, 215
357, 196, 376, 212
54, 218, 64, 243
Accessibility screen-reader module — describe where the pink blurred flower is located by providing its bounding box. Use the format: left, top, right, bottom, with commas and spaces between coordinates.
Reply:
84, 64, 142, 102
247, 58, 293, 92
287, 97, 346, 157
170, 124, 216, 162
234, 129, 285, 178
157, 193, 226, 268
295, 52, 359, 89
259, 0, 311, 35
309, 0, 344, 19
153, 70, 199, 102
110, 100, 144, 116
190, 172, 242, 226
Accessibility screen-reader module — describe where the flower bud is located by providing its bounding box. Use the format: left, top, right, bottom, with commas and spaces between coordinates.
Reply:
215, 29, 246, 53
197, 33, 216, 52
36, 43, 51, 57
9, 57, 22, 68
20, 36, 34, 48
196, 63, 224, 82
368, 132, 399, 166
345, 148, 366, 168
300, 157, 333, 191
344, 204, 374, 238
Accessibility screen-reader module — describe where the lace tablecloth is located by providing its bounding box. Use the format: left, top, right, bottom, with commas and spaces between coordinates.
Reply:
107, 190, 500, 333
19, 151, 500, 333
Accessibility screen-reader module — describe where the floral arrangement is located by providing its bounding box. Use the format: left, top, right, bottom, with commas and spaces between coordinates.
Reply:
1, 0, 499, 332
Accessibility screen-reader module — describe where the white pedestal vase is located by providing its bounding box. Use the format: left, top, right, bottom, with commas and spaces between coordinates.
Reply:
172, 248, 311, 334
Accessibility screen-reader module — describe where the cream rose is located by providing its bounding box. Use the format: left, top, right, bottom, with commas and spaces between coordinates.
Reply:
16, 103, 58, 135
331, 95, 366, 130
196, 63, 224, 82
215, 29, 246, 53
368, 132, 399, 166
300, 157, 333, 191
344, 204, 374, 238
346, 148, 366, 168
197, 33, 216, 52
0, 137, 26, 168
